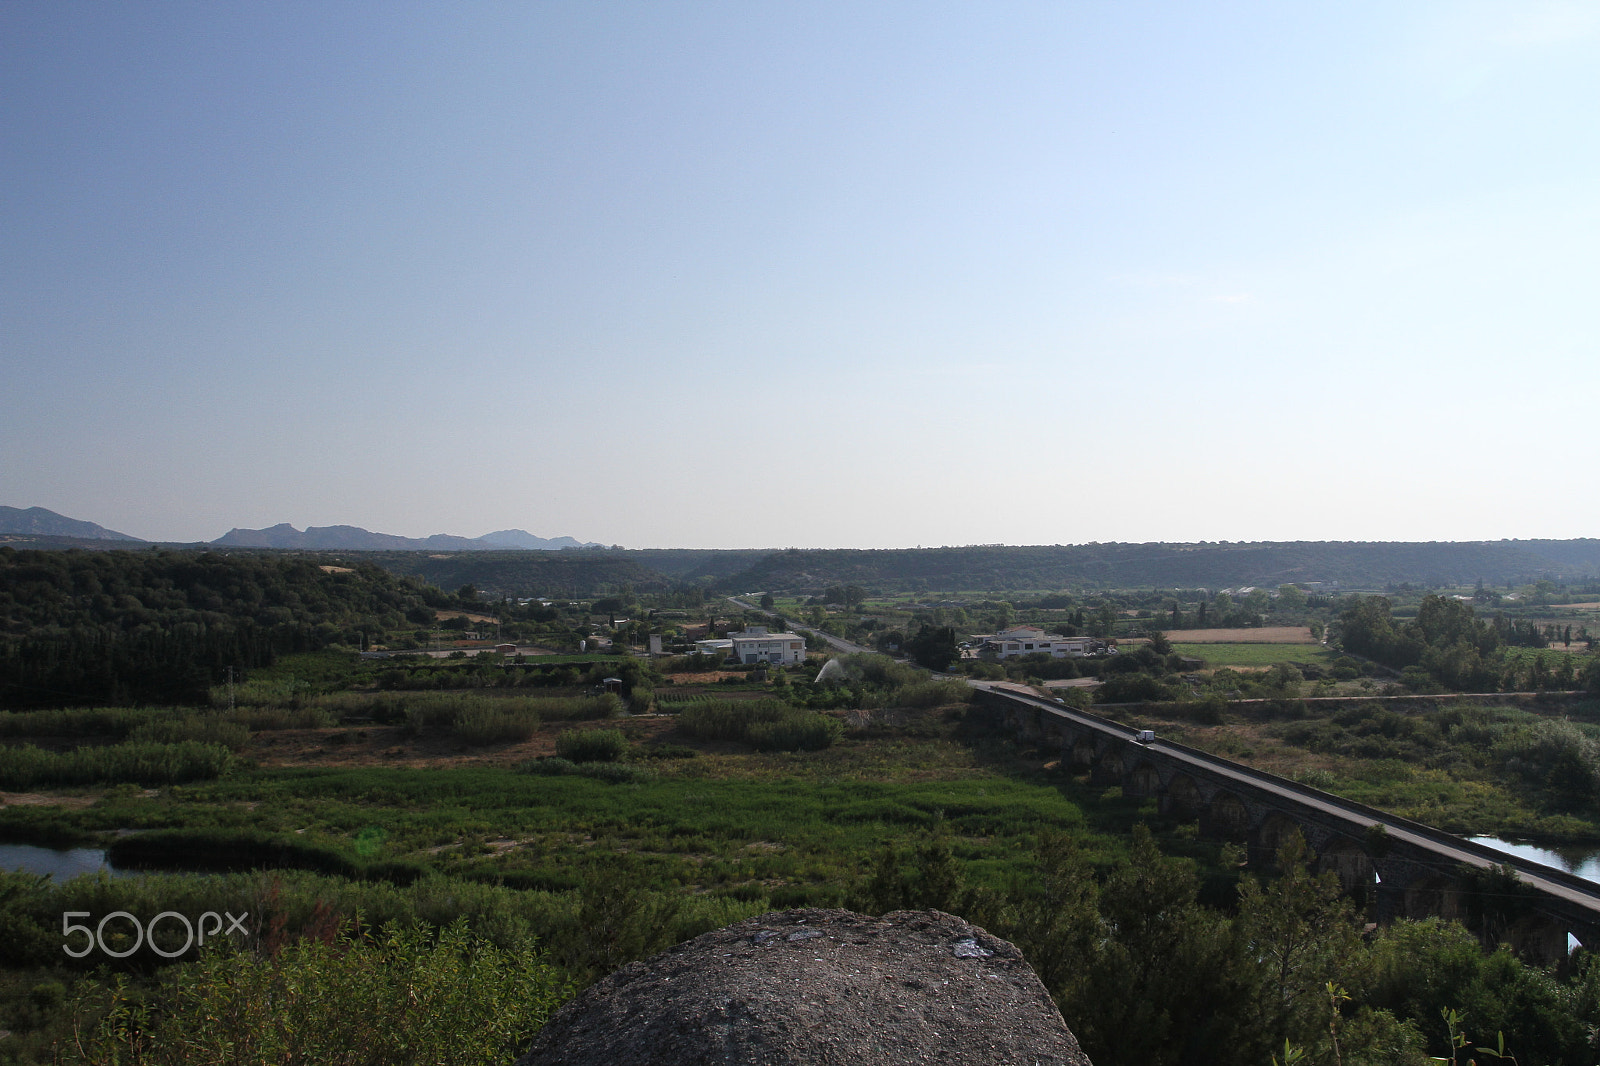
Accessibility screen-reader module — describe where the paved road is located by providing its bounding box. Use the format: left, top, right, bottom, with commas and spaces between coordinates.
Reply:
974, 682, 1600, 914
726, 596, 877, 655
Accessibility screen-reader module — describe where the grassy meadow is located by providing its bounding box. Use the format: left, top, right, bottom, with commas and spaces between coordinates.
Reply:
0, 699, 1144, 904
1171, 642, 1335, 669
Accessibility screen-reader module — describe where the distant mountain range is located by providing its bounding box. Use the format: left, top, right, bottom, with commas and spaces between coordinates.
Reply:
0, 506, 141, 541
6, 506, 1600, 593
0, 507, 595, 552
211, 523, 595, 552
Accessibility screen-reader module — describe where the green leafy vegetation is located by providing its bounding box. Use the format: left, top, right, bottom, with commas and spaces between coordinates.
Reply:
1339, 594, 1600, 694
554, 728, 627, 762
0, 741, 235, 790
80, 920, 572, 1065
0, 550, 439, 709
1171, 643, 1333, 669
675, 698, 842, 751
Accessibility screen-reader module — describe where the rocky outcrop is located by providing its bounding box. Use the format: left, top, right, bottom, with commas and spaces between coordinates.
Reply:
516, 908, 1092, 1066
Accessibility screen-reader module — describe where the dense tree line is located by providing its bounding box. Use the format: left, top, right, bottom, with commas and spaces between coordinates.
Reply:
1340, 595, 1503, 690
868, 824, 1600, 1066
718, 541, 1600, 593
1339, 594, 1600, 693
363, 550, 673, 598
0, 548, 439, 708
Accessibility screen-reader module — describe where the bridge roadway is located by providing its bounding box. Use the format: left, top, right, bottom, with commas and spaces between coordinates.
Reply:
972, 682, 1600, 956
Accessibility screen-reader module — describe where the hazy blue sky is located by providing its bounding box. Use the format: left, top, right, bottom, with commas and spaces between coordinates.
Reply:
4, 2, 1597, 547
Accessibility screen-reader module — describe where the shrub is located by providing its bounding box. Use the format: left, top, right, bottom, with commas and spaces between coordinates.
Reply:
0, 707, 146, 739
555, 729, 627, 763
0, 741, 235, 789
896, 680, 971, 708
129, 715, 252, 751
452, 705, 539, 746
747, 713, 842, 752
77, 920, 572, 1065
675, 698, 841, 751
517, 757, 577, 776
108, 829, 360, 878
242, 705, 335, 730
1493, 719, 1600, 807
675, 699, 793, 741
512, 757, 651, 783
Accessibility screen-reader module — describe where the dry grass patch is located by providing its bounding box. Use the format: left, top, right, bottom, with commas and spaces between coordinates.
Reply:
664, 672, 748, 685
432, 608, 500, 623
0, 790, 99, 809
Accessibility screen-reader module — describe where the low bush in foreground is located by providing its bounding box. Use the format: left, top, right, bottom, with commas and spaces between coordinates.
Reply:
77, 921, 572, 1066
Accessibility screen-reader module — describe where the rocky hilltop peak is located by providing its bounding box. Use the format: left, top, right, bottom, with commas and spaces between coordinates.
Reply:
516, 908, 1092, 1066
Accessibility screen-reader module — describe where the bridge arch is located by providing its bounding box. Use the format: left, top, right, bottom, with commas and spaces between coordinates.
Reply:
1164, 773, 1203, 818
1095, 747, 1125, 784
1205, 791, 1250, 841
1401, 874, 1466, 923
1126, 760, 1162, 799
1018, 708, 1042, 741
1316, 837, 1376, 899
1505, 914, 1572, 967
1255, 813, 1304, 868
1068, 736, 1096, 768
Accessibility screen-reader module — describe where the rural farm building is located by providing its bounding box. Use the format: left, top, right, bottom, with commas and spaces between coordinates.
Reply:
694, 638, 735, 658
977, 625, 1109, 660
730, 626, 807, 666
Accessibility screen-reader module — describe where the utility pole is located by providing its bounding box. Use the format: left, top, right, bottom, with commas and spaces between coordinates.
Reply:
227, 666, 235, 713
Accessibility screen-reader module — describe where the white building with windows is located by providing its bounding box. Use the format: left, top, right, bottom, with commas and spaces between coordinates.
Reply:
729, 626, 807, 666
977, 625, 1108, 660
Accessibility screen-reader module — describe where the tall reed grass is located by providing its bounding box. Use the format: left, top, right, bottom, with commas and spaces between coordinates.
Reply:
0, 741, 236, 789
554, 729, 627, 763
675, 698, 841, 751
128, 716, 251, 751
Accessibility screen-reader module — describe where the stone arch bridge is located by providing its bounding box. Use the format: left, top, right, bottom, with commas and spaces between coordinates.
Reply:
975, 684, 1600, 967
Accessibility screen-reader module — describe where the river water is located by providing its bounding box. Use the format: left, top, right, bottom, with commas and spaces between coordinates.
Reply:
0, 843, 133, 880
1468, 837, 1600, 885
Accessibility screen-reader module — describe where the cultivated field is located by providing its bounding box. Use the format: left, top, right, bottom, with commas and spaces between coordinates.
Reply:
1164, 626, 1317, 643
1171, 643, 1335, 669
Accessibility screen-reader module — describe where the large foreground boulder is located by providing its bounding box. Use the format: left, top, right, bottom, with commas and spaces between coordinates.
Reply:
516, 907, 1092, 1065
